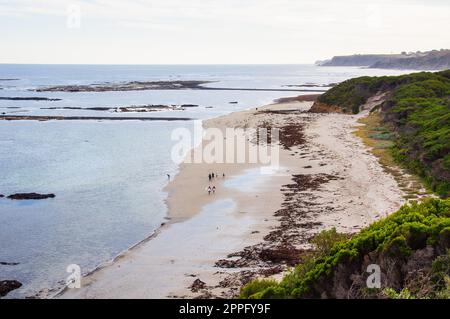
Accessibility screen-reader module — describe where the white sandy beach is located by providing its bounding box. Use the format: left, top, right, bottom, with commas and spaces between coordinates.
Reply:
57, 100, 405, 299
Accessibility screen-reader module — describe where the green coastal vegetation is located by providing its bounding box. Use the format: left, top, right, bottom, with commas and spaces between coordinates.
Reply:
240, 199, 450, 299
317, 70, 450, 198
354, 112, 431, 201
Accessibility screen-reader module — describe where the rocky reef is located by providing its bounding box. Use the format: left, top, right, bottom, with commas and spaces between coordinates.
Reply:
35, 80, 211, 92
7, 193, 55, 200
0, 280, 22, 298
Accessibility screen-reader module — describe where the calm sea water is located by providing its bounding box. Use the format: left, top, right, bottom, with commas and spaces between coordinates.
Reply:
0, 64, 412, 298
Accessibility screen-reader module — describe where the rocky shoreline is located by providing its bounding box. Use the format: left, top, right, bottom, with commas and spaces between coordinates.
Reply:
0, 192, 53, 298
34, 80, 326, 93
0, 115, 193, 121
283, 83, 338, 88
35, 80, 211, 92
40, 104, 199, 112
0, 280, 22, 298
6, 193, 55, 200
0, 262, 20, 266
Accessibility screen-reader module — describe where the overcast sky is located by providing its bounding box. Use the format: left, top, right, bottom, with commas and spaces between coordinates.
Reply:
1, 0, 449, 64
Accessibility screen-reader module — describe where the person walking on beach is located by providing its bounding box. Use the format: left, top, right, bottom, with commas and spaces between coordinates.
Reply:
212, 186, 216, 194
207, 186, 212, 195
208, 173, 212, 182
222, 173, 225, 178
212, 172, 215, 179
167, 174, 170, 181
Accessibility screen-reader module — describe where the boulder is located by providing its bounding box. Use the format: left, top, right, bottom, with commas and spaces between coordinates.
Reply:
7, 193, 55, 200
190, 279, 206, 292
0, 280, 22, 297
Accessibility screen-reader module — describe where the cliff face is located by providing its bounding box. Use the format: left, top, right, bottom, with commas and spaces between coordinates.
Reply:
318, 54, 404, 67
318, 50, 450, 70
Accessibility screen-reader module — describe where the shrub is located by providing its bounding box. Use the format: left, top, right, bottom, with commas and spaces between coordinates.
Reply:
239, 279, 281, 299
310, 227, 348, 256
431, 250, 450, 291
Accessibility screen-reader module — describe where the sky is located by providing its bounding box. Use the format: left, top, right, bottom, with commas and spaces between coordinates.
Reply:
1, 0, 449, 64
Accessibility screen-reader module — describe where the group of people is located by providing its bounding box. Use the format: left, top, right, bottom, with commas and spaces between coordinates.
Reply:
208, 172, 225, 181
207, 185, 216, 195
206, 172, 225, 195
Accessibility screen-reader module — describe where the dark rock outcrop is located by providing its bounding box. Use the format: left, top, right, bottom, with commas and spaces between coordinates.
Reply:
0, 97, 61, 101
0, 262, 20, 266
190, 279, 207, 292
0, 280, 22, 297
34, 80, 323, 93
0, 115, 193, 122
35, 80, 211, 92
7, 193, 55, 200
41, 104, 198, 112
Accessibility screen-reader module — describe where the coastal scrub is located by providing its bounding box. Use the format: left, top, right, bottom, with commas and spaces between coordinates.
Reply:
240, 198, 450, 299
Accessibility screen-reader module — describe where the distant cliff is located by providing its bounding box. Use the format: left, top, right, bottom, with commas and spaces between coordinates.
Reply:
317, 54, 403, 67
317, 50, 450, 70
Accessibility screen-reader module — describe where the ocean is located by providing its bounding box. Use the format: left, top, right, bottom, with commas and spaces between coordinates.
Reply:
0, 64, 411, 298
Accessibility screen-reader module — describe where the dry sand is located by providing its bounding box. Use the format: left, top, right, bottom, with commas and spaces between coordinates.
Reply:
57, 100, 404, 299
